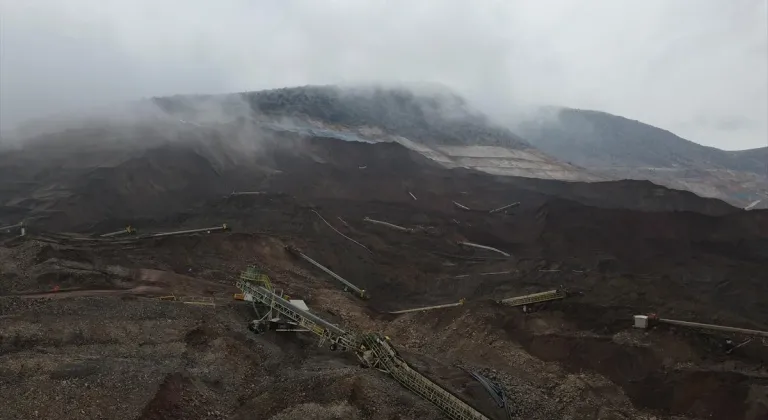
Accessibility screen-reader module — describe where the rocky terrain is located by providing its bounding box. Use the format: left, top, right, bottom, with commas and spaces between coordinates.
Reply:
1, 87, 767, 419
149, 85, 599, 182
148, 86, 767, 207
516, 107, 767, 209
10, 84, 761, 204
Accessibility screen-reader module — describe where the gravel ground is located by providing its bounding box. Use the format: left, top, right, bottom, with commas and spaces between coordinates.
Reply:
1, 135, 767, 419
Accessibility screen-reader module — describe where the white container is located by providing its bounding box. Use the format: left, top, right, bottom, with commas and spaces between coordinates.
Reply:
633, 315, 649, 329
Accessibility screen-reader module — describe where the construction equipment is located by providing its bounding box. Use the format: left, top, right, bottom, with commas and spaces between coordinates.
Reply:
745, 199, 762, 211
363, 217, 413, 233
0, 221, 25, 236
389, 299, 465, 314
147, 223, 229, 239
236, 266, 489, 419
285, 245, 368, 299
239, 266, 274, 290
633, 314, 768, 338
488, 202, 520, 214
100, 225, 137, 238
237, 267, 359, 350
229, 191, 265, 196
311, 210, 372, 254
358, 334, 488, 420
465, 370, 514, 419
725, 338, 753, 354
498, 289, 568, 308
0, 222, 22, 231
458, 242, 510, 258
453, 201, 471, 211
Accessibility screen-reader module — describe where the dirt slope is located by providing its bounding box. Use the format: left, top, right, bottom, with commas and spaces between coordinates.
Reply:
0, 128, 738, 233
1, 133, 766, 420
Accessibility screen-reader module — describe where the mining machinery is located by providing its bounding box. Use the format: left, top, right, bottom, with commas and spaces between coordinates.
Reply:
236, 266, 490, 420
497, 288, 569, 312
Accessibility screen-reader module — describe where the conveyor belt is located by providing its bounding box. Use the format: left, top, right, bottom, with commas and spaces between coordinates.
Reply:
498, 289, 567, 307
389, 299, 465, 314
360, 334, 490, 420
236, 266, 490, 419
147, 223, 228, 238
237, 279, 359, 348
100, 226, 136, 238
285, 246, 368, 299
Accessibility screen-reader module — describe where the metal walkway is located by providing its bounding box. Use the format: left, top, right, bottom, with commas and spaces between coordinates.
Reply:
1, 221, 25, 236
285, 246, 368, 299
237, 273, 359, 350
634, 313, 768, 338
498, 289, 567, 307
360, 334, 489, 420
147, 223, 229, 238
389, 299, 466, 314
100, 226, 137, 238
237, 266, 490, 420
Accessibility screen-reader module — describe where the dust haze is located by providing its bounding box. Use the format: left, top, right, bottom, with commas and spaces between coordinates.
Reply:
1, 0, 766, 150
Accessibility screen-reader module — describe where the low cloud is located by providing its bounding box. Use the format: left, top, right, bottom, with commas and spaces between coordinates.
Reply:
1, 0, 766, 149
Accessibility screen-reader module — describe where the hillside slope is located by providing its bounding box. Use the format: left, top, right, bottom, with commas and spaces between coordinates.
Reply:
2, 130, 766, 419
151, 86, 598, 182
0, 123, 737, 232
155, 85, 531, 149
731, 146, 768, 171
2, 94, 767, 419
517, 108, 768, 208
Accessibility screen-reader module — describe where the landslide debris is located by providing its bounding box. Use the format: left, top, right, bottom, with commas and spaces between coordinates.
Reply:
1, 125, 766, 419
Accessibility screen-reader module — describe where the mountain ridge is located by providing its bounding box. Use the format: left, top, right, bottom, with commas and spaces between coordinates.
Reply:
152, 85, 532, 149
5, 84, 765, 208
516, 106, 767, 208
148, 85, 598, 182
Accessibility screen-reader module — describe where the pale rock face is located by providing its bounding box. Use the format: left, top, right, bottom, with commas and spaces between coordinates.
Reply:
272, 119, 599, 182
251, 112, 597, 182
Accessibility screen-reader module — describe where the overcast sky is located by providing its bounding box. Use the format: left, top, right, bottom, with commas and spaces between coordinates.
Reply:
1, 0, 766, 150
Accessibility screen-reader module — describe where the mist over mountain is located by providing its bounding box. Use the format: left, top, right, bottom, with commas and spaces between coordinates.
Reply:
4, 83, 765, 210
3, 3, 768, 419
150, 85, 765, 209
152, 85, 531, 149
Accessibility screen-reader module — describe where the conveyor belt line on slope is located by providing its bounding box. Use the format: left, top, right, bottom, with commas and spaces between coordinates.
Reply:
633, 315, 768, 338
498, 289, 567, 307
361, 335, 490, 420
389, 299, 465, 314
467, 371, 504, 408
148, 224, 229, 238
489, 202, 520, 214
289, 248, 367, 299
100, 226, 136, 238
237, 275, 490, 419
658, 318, 768, 337
0, 222, 23, 231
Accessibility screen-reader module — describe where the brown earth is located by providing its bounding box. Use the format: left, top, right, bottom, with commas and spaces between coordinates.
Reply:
1, 133, 767, 420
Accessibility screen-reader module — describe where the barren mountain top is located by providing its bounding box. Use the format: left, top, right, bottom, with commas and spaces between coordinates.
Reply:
517, 107, 768, 208
152, 85, 531, 149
